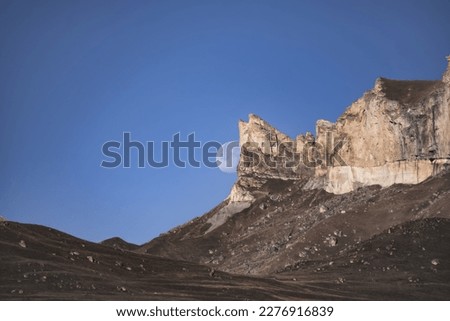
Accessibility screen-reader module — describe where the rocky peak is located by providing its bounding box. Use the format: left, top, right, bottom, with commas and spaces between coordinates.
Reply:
230, 114, 310, 204
238, 114, 293, 156
232, 56, 450, 197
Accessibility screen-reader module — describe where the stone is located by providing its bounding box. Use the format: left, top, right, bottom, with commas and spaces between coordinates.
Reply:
18, 240, 26, 248
325, 236, 338, 247
431, 258, 440, 266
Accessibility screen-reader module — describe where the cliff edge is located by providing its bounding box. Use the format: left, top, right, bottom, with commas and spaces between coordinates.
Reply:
234, 56, 450, 197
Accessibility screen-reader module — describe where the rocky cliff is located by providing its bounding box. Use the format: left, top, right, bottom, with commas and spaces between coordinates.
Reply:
234, 56, 450, 197
178, 56, 450, 242
141, 57, 450, 283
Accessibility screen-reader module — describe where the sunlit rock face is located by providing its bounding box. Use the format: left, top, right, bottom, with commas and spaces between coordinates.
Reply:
228, 114, 313, 205
231, 56, 450, 197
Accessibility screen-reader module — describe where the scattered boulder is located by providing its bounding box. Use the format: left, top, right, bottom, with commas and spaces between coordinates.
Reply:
325, 236, 338, 247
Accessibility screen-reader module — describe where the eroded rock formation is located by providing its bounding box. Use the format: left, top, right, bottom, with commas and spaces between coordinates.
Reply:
234, 56, 450, 197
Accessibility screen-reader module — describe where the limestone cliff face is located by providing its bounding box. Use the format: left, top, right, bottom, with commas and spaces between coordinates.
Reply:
229, 114, 314, 203
332, 78, 449, 166
232, 56, 450, 198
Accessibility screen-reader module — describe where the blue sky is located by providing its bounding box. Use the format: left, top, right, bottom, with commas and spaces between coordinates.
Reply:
1, 0, 449, 244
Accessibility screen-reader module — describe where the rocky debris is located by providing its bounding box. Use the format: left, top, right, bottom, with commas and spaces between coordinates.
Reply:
11, 289, 23, 294
298, 251, 307, 258
408, 276, 420, 283
431, 258, 440, 266
270, 194, 282, 202
18, 240, 26, 248
86, 256, 95, 263
325, 236, 338, 247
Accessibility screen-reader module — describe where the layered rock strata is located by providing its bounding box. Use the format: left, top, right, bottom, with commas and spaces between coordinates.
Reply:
234, 57, 450, 197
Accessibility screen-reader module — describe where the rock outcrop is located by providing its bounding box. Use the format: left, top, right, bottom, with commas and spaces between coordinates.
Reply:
233, 56, 450, 196
229, 115, 313, 198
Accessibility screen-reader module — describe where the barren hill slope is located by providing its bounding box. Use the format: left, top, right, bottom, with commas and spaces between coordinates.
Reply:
140, 171, 450, 277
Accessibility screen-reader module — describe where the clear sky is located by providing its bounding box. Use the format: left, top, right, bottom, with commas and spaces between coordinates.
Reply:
1, 0, 449, 244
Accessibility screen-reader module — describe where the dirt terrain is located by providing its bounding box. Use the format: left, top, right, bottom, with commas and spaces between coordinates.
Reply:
1, 172, 449, 300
